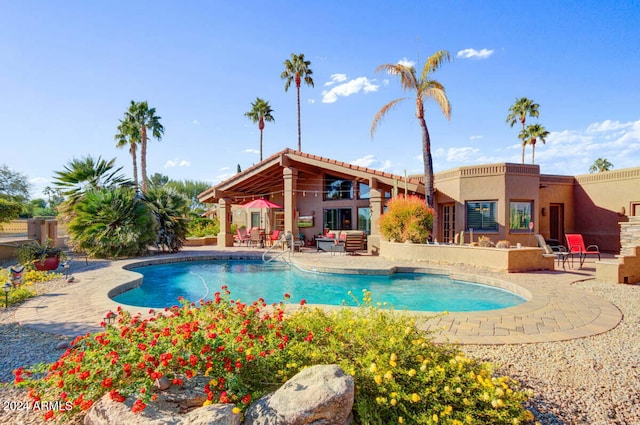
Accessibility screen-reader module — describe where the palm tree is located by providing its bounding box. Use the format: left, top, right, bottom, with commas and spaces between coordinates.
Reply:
114, 117, 141, 193
589, 157, 614, 173
281, 53, 314, 151
506, 97, 540, 163
521, 123, 549, 164
53, 156, 131, 207
122, 101, 164, 193
244, 97, 275, 161
371, 50, 452, 226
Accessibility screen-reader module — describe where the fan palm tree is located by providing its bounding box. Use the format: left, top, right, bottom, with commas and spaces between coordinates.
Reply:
371, 50, 452, 224
281, 53, 314, 151
244, 97, 275, 161
506, 97, 540, 163
122, 101, 164, 193
589, 157, 614, 173
53, 156, 131, 207
114, 118, 141, 193
520, 123, 549, 164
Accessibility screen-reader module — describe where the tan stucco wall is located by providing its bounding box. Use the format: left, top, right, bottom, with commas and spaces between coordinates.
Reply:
573, 168, 640, 252
379, 240, 554, 272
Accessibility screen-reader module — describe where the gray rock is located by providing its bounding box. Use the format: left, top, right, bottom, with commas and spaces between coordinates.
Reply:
244, 364, 354, 425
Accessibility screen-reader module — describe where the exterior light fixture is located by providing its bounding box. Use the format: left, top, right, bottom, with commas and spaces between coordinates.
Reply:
3, 282, 12, 309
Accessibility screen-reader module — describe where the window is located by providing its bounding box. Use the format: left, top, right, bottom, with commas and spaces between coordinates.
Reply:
357, 207, 371, 235
358, 183, 370, 199
324, 174, 353, 200
466, 201, 497, 232
323, 208, 352, 230
250, 212, 261, 228
509, 201, 533, 231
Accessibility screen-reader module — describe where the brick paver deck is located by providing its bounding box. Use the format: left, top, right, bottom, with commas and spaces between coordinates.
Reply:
14, 246, 622, 345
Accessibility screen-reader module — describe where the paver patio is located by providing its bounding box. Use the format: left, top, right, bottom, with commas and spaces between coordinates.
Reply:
13, 246, 622, 345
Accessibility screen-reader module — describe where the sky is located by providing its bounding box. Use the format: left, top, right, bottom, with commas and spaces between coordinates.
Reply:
1, 1, 639, 199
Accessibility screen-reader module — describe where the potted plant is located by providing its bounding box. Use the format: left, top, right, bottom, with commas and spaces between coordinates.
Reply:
16, 240, 66, 271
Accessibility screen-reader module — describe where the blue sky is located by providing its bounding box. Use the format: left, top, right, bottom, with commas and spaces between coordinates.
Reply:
1, 1, 639, 198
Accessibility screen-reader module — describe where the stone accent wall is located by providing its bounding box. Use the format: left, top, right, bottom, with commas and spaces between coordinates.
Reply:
620, 216, 640, 255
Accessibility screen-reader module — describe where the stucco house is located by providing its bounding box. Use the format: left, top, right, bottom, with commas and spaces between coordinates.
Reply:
198, 149, 640, 255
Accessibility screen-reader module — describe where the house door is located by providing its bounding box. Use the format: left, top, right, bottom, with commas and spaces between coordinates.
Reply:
441, 203, 455, 244
549, 203, 564, 243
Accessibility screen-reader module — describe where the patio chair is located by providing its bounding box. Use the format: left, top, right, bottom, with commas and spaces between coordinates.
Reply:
344, 232, 364, 255
249, 227, 263, 248
267, 229, 281, 246
535, 234, 571, 270
565, 234, 600, 268
235, 228, 251, 246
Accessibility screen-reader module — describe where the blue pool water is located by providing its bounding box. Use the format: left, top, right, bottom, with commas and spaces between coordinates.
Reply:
113, 260, 526, 312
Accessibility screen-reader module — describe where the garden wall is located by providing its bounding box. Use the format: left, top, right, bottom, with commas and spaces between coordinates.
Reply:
379, 241, 554, 272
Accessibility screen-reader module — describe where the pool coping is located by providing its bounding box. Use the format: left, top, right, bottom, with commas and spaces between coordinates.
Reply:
13, 249, 622, 345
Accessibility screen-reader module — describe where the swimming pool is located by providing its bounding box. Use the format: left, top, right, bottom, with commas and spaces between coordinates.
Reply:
113, 260, 526, 312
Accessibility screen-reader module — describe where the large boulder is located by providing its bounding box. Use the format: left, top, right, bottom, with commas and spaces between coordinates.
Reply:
244, 364, 354, 425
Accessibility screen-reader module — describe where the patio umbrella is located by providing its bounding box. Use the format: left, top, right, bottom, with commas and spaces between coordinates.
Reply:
242, 198, 283, 231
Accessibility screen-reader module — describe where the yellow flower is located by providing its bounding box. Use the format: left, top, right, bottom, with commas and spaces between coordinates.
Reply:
374, 375, 383, 385
390, 398, 397, 406
410, 393, 421, 403
398, 417, 404, 424
209, 378, 218, 387
433, 413, 439, 422
407, 368, 417, 377
232, 407, 241, 414
384, 371, 393, 381
390, 353, 398, 362
389, 360, 397, 367
369, 363, 378, 373
203, 400, 212, 406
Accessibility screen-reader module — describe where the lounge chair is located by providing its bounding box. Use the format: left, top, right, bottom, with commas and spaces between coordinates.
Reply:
565, 234, 600, 268
535, 234, 571, 270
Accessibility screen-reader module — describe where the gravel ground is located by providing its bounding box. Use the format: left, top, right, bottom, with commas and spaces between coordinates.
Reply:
0, 275, 638, 424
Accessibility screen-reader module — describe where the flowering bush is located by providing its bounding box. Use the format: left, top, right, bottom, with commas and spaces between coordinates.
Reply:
0, 268, 61, 306
378, 195, 434, 243
16, 290, 534, 424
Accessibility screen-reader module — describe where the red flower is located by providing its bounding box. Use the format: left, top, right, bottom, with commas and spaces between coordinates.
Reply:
300, 299, 307, 305
44, 410, 54, 421
79, 371, 90, 380
109, 389, 126, 402
284, 293, 291, 299
57, 379, 64, 388
131, 399, 146, 414
242, 394, 252, 404
138, 343, 147, 351
101, 377, 113, 388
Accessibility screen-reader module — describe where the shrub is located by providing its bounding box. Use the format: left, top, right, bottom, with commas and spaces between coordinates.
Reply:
16, 291, 533, 424
0, 268, 62, 306
144, 188, 190, 253
67, 187, 156, 258
378, 196, 434, 243
187, 216, 220, 238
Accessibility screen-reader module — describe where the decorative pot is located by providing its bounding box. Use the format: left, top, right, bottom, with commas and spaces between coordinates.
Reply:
34, 256, 60, 271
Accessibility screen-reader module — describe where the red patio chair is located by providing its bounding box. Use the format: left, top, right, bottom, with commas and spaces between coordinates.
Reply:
565, 234, 600, 268
235, 228, 251, 246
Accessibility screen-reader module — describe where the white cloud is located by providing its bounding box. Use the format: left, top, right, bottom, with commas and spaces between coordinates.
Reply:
397, 58, 415, 68
350, 154, 391, 171
324, 74, 347, 86
469, 135, 483, 141
193, 119, 200, 125
321, 76, 380, 103
586, 119, 632, 133
244, 149, 259, 155
456, 48, 494, 59
29, 177, 49, 184
445, 147, 480, 162
164, 159, 191, 169
308, 99, 316, 104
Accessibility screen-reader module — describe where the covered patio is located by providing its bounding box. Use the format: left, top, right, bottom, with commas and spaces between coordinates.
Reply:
197, 149, 424, 254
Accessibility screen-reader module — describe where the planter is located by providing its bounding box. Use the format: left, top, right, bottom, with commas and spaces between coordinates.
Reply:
34, 256, 61, 271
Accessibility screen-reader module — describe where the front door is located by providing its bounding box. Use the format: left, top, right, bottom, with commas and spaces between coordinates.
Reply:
549, 203, 564, 244
441, 203, 455, 244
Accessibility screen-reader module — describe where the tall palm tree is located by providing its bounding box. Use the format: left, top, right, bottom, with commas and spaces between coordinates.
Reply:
122, 100, 164, 193
589, 157, 614, 173
521, 123, 549, 164
244, 97, 275, 161
506, 97, 540, 163
114, 118, 141, 193
371, 50, 452, 226
281, 53, 314, 151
